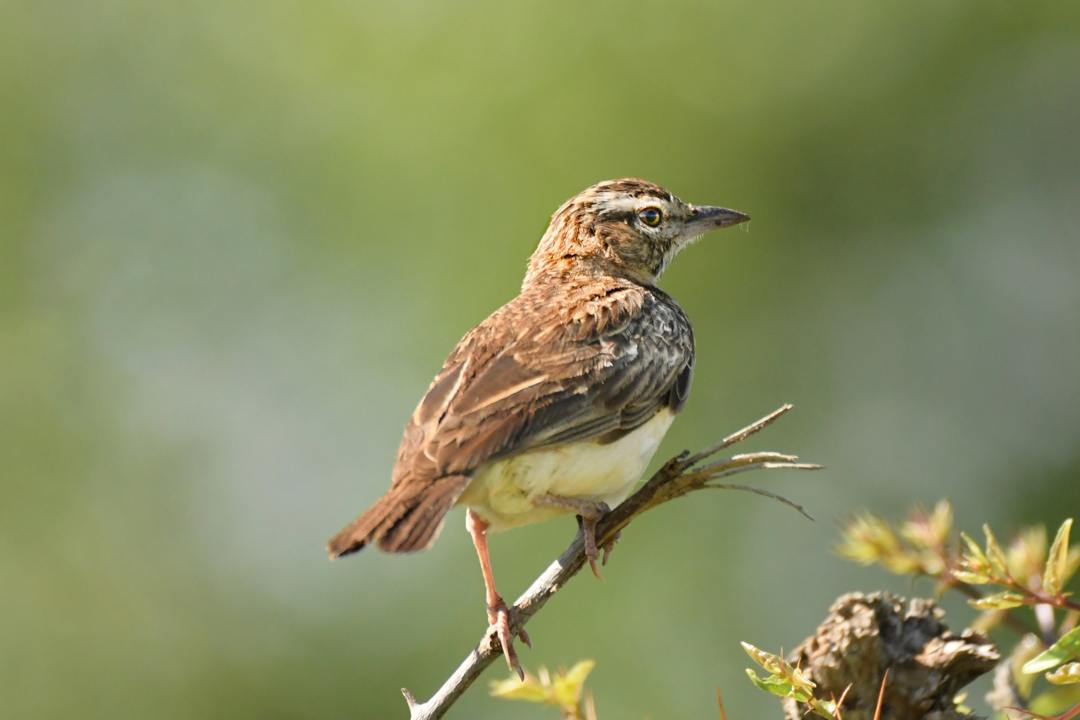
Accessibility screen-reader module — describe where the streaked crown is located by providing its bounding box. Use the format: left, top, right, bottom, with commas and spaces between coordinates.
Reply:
524, 178, 748, 287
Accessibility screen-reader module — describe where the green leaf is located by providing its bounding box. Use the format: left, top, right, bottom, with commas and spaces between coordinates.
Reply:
551, 660, 595, 706
745, 668, 794, 698
810, 698, 840, 718
1046, 661, 1080, 686
837, 514, 900, 565
489, 675, 548, 702
963, 533, 989, 565
741, 641, 783, 673
960, 531, 990, 575
983, 523, 1009, 578
952, 569, 991, 585
781, 658, 818, 696
930, 500, 954, 544
1024, 626, 1080, 674
489, 659, 596, 709
969, 591, 1026, 610
1028, 682, 1080, 715
1045, 518, 1074, 596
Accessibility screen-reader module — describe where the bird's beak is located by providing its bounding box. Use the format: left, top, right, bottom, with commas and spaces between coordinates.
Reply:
687, 205, 750, 231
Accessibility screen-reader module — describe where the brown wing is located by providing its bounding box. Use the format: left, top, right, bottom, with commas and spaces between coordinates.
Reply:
327, 279, 694, 557
393, 280, 695, 487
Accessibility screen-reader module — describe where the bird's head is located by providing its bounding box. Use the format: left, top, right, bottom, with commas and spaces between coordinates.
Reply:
525, 178, 749, 287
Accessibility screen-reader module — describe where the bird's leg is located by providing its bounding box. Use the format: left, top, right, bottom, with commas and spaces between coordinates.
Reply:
465, 508, 530, 679
533, 495, 612, 579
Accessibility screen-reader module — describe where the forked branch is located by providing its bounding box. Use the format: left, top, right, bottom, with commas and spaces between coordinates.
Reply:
402, 403, 821, 720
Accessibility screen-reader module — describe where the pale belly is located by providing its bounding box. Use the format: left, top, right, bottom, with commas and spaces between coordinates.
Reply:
457, 409, 675, 532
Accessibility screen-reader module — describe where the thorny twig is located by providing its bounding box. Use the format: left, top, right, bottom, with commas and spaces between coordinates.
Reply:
401, 404, 820, 720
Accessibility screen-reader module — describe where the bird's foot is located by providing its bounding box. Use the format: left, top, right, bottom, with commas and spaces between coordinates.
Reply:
487, 596, 531, 679
576, 505, 611, 579
533, 495, 612, 579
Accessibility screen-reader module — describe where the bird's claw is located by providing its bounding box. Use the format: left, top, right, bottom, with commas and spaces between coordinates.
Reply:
487, 597, 528, 678
578, 503, 612, 580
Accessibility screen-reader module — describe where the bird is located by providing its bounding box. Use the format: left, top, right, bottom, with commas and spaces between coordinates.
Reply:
327, 178, 749, 677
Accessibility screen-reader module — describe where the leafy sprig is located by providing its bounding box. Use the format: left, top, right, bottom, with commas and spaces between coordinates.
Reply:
836, 502, 1080, 716
741, 642, 847, 718
490, 660, 598, 720
838, 503, 1079, 623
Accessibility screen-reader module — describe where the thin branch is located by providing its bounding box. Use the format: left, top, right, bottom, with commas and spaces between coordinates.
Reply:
701, 483, 814, 521
403, 404, 820, 720
683, 403, 795, 465
872, 669, 889, 720
716, 687, 728, 720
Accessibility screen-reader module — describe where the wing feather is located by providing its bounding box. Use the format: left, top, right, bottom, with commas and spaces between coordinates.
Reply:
391, 280, 694, 488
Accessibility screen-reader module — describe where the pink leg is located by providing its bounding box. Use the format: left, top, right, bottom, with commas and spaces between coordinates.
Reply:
466, 509, 530, 679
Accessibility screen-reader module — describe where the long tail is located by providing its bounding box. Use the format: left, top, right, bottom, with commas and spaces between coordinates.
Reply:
326, 474, 468, 558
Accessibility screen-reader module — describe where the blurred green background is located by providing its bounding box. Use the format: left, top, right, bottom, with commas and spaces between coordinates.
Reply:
3, 1, 1079, 718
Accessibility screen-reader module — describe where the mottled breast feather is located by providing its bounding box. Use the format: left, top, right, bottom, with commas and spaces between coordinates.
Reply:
390, 276, 695, 492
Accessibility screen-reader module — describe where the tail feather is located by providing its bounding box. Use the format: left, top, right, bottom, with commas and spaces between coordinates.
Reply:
326, 475, 469, 558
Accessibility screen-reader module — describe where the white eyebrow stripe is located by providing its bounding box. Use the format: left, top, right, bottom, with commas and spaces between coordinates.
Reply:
594, 193, 667, 215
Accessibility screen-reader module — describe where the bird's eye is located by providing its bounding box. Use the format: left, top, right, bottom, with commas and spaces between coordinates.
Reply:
638, 207, 663, 227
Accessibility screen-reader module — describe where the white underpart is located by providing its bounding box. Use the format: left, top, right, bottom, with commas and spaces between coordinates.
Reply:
459, 409, 676, 531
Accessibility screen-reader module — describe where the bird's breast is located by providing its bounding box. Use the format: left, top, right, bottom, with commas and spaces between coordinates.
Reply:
458, 409, 675, 532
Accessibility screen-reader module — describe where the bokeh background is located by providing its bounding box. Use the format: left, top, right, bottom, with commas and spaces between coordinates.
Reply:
3, 1, 1080, 718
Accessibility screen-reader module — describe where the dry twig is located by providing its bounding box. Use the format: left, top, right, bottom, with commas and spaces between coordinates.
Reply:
403, 404, 820, 720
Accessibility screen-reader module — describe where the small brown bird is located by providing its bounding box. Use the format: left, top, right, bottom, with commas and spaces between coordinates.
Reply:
328, 178, 748, 676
